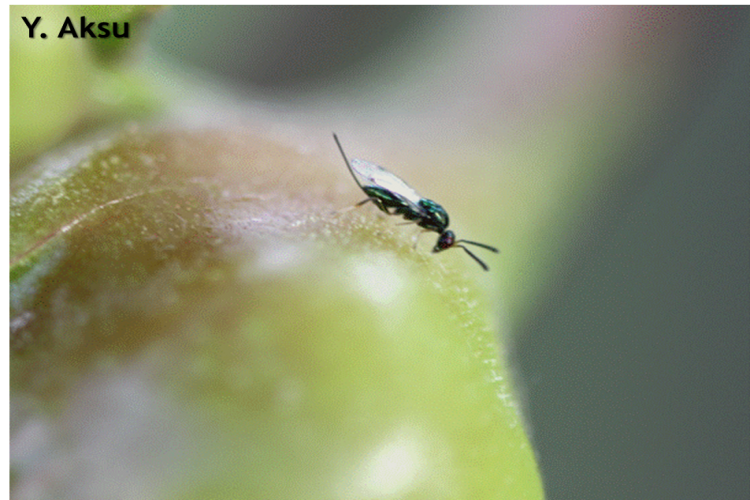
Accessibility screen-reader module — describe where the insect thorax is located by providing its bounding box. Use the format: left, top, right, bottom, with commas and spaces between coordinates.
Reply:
417, 199, 449, 233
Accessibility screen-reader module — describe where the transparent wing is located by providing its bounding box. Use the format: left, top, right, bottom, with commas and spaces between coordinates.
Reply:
350, 158, 423, 207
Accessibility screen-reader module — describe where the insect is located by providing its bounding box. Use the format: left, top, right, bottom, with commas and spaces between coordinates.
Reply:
333, 133, 499, 271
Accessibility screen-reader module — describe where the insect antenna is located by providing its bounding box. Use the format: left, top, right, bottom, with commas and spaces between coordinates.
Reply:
456, 239, 500, 253
455, 245, 490, 271
333, 133, 365, 191
454, 239, 498, 271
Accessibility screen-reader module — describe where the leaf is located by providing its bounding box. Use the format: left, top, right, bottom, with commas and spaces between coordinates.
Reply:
10, 127, 544, 499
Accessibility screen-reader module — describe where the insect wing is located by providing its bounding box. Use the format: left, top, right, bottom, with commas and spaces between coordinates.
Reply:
349, 158, 423, 207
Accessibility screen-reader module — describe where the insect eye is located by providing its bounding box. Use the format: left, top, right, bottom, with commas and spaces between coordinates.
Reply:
433, 231, 455, 253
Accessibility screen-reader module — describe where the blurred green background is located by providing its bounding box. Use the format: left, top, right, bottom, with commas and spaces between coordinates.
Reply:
148, 6, 750, 500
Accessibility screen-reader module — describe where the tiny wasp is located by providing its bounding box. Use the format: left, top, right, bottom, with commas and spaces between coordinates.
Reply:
333, 133, 499, 271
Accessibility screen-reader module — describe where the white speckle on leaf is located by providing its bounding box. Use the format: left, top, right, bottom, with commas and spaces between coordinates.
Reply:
337, 427, 427, 499
348, 254, 406, 307
252, 243, 309, 275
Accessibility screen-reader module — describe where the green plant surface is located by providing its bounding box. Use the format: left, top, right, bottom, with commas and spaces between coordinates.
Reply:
10, 128, 543, 499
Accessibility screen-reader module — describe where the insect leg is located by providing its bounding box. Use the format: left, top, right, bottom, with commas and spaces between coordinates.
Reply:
411, 229, 429, 250
336, 197, 374, 214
